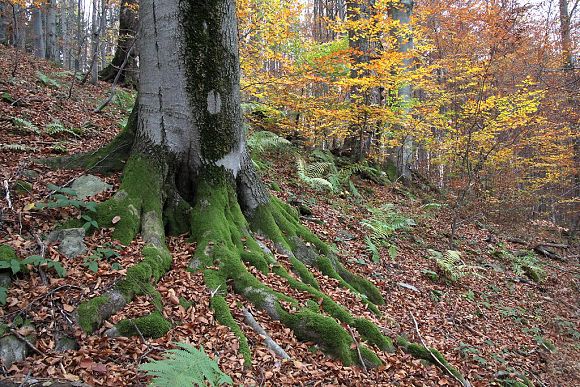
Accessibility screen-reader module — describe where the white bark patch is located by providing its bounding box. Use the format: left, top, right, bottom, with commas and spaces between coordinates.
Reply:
207, 90, 222, 115
214, 147, 242, 177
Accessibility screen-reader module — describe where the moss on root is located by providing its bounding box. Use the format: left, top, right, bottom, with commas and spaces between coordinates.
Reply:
117, 245, 172, 300
116, 311, 172, 338
77, 295, 109, 333
396, 336, 467, 384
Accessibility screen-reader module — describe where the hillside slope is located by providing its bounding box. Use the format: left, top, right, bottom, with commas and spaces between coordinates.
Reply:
0, 48, 578, 386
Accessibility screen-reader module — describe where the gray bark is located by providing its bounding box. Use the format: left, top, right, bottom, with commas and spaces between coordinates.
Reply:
90, 0, 99, 83
138, 0, 268, 210
33, 7, 46, 59
61, 0, 70, 68
15, 5, 26, 49
0, 3, 7, 45
47, 0, 58, 61
389, 0, 414, 180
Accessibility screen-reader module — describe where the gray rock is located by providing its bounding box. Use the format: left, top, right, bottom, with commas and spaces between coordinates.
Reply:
55, 335, 79, 352
0, 273, 12, 288
0, 335, 28, 367
21, 169, 40, 181
255, 240, 273, 256
70, 175, 112, 199
397, 282, 421, 293
47, 228, 86, 259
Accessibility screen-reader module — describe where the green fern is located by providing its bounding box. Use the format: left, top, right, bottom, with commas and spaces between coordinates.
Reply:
36, 71, 61, 88
0, 143, 37, 152
45, 121, 81, 138
296, 157, 335, 191
361, 204, 415, 242
139, 343, 233, 387
429, 249, 474, 283
247, 131, 292, 154
11, 117, 40, 134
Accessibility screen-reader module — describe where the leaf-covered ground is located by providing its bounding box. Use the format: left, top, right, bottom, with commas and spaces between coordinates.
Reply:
1, 48, 578, 386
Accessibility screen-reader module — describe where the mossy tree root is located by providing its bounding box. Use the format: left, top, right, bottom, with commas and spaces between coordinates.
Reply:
38, 103, 138, 174
190, 173, 389, 368
396, 336, 470, 386
76, 155, 172, 335
249, 197, 384, 312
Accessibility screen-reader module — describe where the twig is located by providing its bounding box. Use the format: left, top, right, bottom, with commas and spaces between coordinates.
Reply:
3, 180, 13, 210
8, 326, 44, 356
94, 41, 136, 113
409, 312, 470, 387
5, 285, 82, 318
131, 320, 146, 344
347, 325, 367, 373
241, 307, 290, 360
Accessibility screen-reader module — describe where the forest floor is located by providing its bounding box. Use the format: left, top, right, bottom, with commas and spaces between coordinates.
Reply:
0, 48, 578, 387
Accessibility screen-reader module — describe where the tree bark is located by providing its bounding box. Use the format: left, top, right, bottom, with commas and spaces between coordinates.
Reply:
99, 0, 138, 87
46, 0, 58, 61
33, 7, 46, 59
559, 0, 574, 68
389, 0, 414, 180
0, 3, 7, 45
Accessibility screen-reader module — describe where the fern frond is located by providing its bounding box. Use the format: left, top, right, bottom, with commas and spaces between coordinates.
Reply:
45, 122, 81, 138
11, 117, 40, 134
0, 143, 37, 152
296, 157, 334, 191
247, 131, 291, 154
139, 343, 233, 387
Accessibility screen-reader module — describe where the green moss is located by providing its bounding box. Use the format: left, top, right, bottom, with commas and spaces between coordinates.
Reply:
77, 295, 109, 333
116, 311, 171, 338
211, 295, 251, 366
355, 344, 382, 367
289, 257, 319, 289
117, 245, 172, 300
270, 182, 281, 192
0, 244, 17, 262
337, 264, 384, 306
352, 318, 394, 352
240, 251, 269, 274
179, 297, 193, 310
281, 308, 355, 365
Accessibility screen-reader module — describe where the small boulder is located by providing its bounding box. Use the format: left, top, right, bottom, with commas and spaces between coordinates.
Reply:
71, 175, 112, 200
0, 335, 28, 367
47, 228, 86, 259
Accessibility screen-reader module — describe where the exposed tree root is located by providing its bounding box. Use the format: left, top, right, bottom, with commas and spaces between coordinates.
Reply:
66, 155, 468, 381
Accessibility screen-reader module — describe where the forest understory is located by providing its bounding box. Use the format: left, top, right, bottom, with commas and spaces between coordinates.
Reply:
0, 49, 579, 387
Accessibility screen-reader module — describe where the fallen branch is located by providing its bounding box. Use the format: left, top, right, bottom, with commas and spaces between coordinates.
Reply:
3, 180, 13, 210
8, 326, 44, 356
534, 245, 565, 261
347, 325, 367, 373
536, 242, 568, 249
94, 41, 136, 113
241, 306, 290, 360
409, 312, 471, 387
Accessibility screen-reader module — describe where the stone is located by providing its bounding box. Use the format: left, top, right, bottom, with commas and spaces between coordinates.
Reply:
0, 335, 28, 367
55, 335, 79, 352
70, 175, 112, 199
47, 228, 86, 259
21, 169, 40, 180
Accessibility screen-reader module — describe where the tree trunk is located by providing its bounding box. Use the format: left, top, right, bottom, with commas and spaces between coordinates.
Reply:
389, 0, 414, 180
89, 0, 99, 84
46, 0, 58, 62
61, 0, 70, 68
0, 3, 7, 45
99, 0, 138, 86
32, 7, 46, 59
60, 0, 468, 380
558, 0, 573, 68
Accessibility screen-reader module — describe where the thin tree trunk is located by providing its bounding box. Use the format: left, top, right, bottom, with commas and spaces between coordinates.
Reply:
389, 0, 414, 180
559, 0, 574, 68
33, 7, 46, 59
99, 0, 138, 86
0, 3, 7, 45
61, 0, 70, 68
89, 0, 99, 84
76, 0, 83, 70
47, 0, 58, 62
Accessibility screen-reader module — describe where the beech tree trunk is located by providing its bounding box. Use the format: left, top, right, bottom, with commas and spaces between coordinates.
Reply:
389, 0, 414, 180
33, 7, 46, 59
46, 0, 58, 61
0, 3, 7, 45
99, 0, 138, 86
